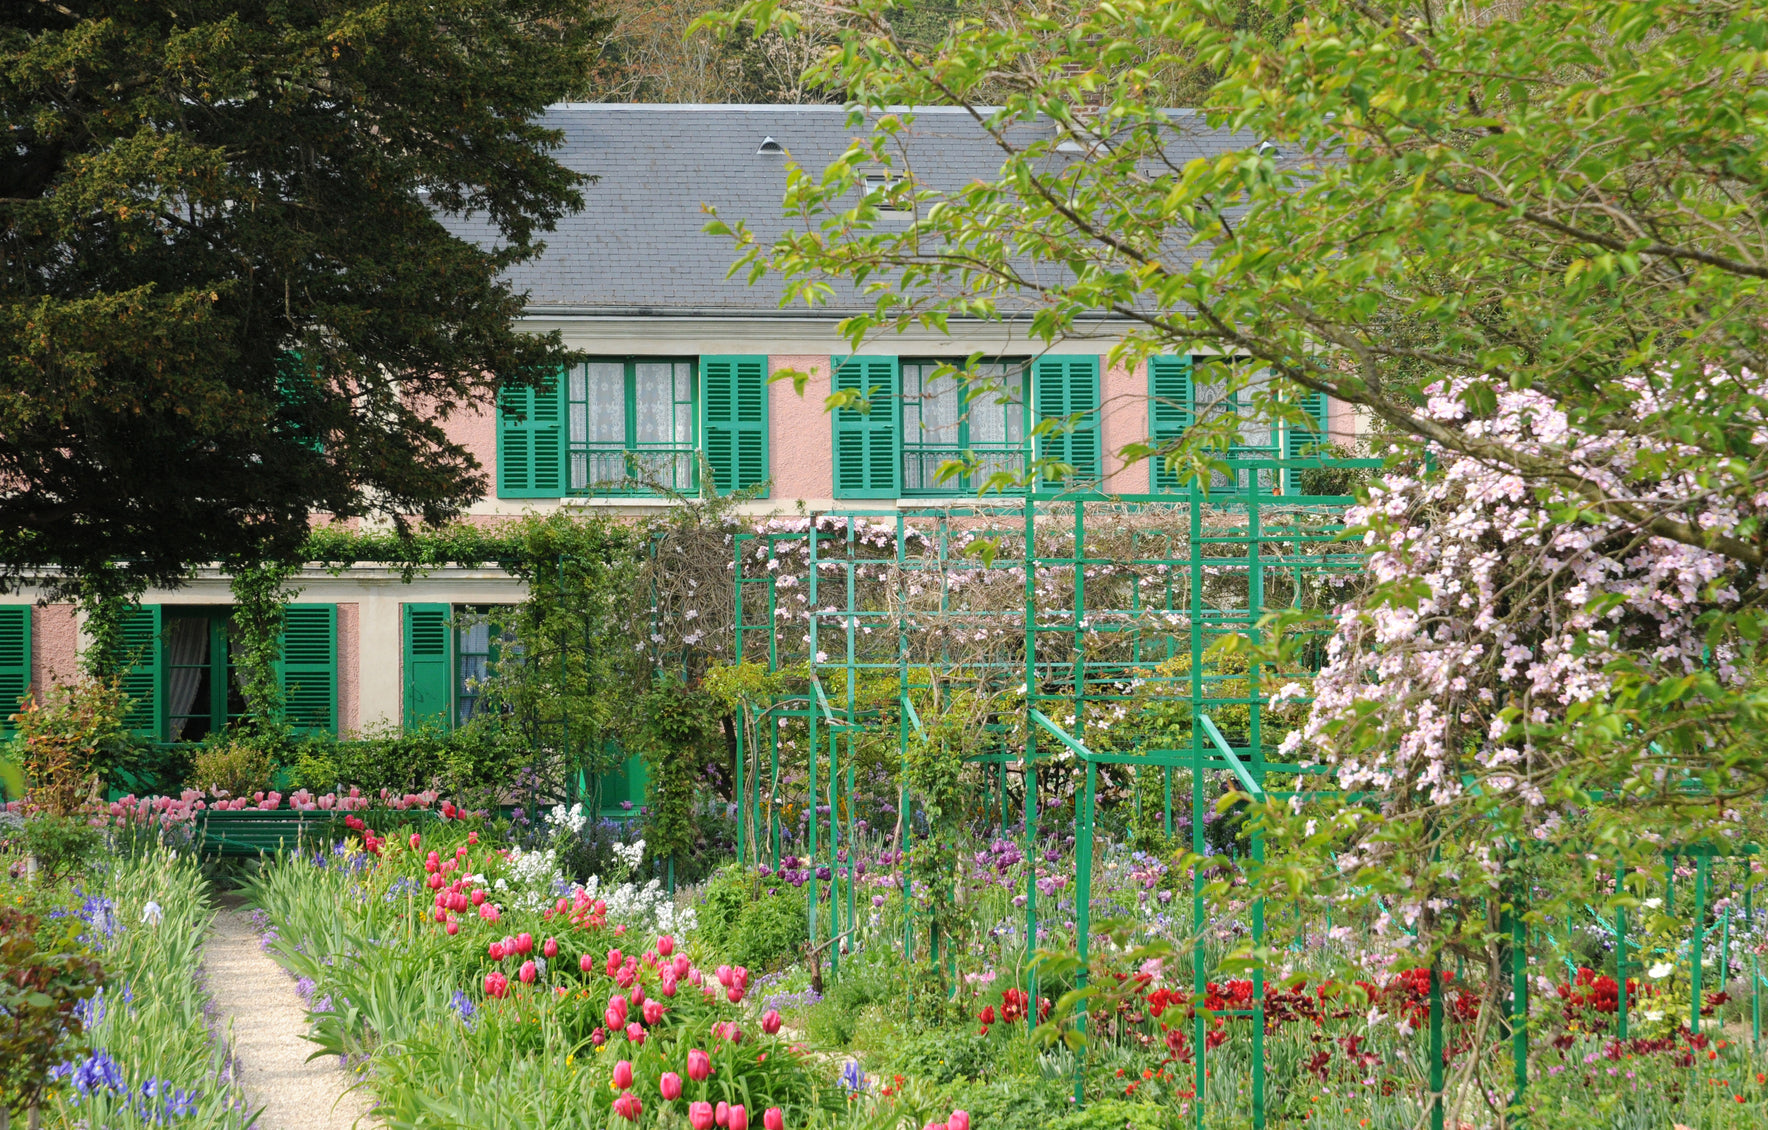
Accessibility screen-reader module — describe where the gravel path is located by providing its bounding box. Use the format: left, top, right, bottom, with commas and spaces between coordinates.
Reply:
205, 907, 373, 1130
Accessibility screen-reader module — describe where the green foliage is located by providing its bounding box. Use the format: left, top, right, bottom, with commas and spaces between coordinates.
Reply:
284, 723, 519, 809
186, 735, 276, 799
887, 1029, 992, 1084
11, 676, 133, 815
7, 813, 102, 886
638, 673, 725, 866
0, 0, 610, 595
227, 559, 301, 727
0, 906, 104, 1119
696, 863, 810, 971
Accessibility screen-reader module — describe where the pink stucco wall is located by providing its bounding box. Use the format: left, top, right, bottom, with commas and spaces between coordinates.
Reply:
31, 604, 79, 696
768, 355, 833, 502
336, 602, 359, 735
1100, 356, 1149, 494
1328, 395, 1359, 450
446, 393, 499, 484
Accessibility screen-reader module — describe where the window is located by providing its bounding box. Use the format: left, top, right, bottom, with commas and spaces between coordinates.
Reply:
566, 359, 696, 495
901, 359, 1028, 495
1149, 356, 1326, 496
455, 607, 517, 726
163, 611, 246, 742
496, 356, 768, 499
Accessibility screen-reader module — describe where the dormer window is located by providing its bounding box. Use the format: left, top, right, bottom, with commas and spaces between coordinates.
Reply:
863, 172, 910, 211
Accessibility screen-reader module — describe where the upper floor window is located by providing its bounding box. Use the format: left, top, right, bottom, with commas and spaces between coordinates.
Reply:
497, 355, 769, 500
832, 355, 1100, 500
568, 360, 696, 495
1149, 356, 1326, 496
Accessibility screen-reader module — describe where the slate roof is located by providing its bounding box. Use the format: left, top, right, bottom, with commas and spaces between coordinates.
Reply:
468, 104, 1253, 317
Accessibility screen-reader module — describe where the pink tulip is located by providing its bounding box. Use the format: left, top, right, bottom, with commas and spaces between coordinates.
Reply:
489, 942, 505, 960
432, 907, 446, 923
409, 832, 421, 850
484, 971, 508, 998
686, 1048, 712, 1081
608, 994, 629, 1021
581, 954, 595, 974
427, 873, 443, 890
611, 1059, 634, 1090
728, 1104, 748, 1130
630, 984, 646, 1007
716, 964, 734, 988
471, 889, 487, 906
643, 1000, 665, 1025
612, 1091, 642, 1121
456, 845, 469, 859
516, 932, 533, 956
660, 975, 678, 998
689, 1102, 715, 1130
947, 1112, 970, 1130
543, 937, 558, 958
479, 904, 499, 922
659, 1072, 682, 1101
688, 968, 703, 986
763, 1108, 784, 1130
657, 935, 675, 957
716, 1101, 730, 1128
625, 1021, 646, 1045
445, 919, 459, 936
467, 831, 478, 844
605, 949, 623, 977
518, 960, 536, 984
761, 1010, 782, 1035
604, 1006, 624, 1030
726, 986, 745, 1004
673, 955, 691, 979
922, 1124, 946, 1130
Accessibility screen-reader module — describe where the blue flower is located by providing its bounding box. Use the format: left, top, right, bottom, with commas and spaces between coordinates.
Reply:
838, 1061, 868, 1093
451, 990, 477, 1026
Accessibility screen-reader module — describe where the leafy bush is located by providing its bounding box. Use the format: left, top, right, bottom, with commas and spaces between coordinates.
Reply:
696, 863, 809, 971
285, 721, 519, 809
186, 735, 274, 798
11, 677, 132, 815
888, 1029, 992, 1084
0, 907, 105, 1121
6, 814, 102, 886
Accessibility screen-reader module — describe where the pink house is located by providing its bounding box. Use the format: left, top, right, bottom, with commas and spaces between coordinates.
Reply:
0, 105, 1353, 749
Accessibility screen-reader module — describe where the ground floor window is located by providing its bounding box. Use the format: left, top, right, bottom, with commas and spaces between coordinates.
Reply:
163, 610, 245, 742
455, 606, 518, 726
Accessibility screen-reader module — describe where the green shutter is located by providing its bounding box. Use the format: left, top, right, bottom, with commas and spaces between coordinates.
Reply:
1148, 356, 1193, 492
831, 356, 900, 499
701, 355, 770, 495
280, 605, 337, 735
0, 606, 30, 736
403, 603, 453, 731
1035, 356, 1102, 485
496, 373, 565, 498
1283, 387, 1328, 494
119, 605, 161, 738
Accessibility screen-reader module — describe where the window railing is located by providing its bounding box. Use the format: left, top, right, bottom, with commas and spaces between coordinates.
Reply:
902, 445, 1029, 496
568, 445, 699, 496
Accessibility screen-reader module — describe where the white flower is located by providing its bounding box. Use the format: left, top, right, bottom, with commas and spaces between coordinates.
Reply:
1648, 961, 1674, 979
141, 900, 164, 926
1642, 897, 1663, 910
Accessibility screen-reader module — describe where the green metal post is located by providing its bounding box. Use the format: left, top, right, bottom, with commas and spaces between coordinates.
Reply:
1616, 860, 1628, 1041
1023, 495, 1040, 1033
1429, 953, 1445, 1130
1512, 902, 1528, 1116
1693, 851, 1708, 1035
1073, 759, 1097, 1108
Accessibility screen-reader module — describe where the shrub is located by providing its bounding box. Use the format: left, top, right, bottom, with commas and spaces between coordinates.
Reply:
11, 677, 132, 815
186, 734, 274, 798
0, 907, 106, 1122
888, 1029, 992, 1084
6, 814, 102, 886
696, 863, 809, 972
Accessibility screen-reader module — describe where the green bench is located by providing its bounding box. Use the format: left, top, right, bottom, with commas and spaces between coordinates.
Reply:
195, 810, 349, 858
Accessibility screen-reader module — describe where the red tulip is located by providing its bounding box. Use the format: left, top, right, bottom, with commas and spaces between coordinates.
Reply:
660, 976, 678, 998
715, 1101, 729, 1128
643, 1000, 665, 1025
605, 949, 623, 977
467, 831, 478, 844
726, 986, 745, 1004
612, 1092, 642, 1121
445, 919, 459, 936
612, 1059, 634, 1090
581, 954, 595, 974
515, 932, 533, 956
947, 1112, 970, 1130
659, 1072, 682, 1100
543, 937, 558, 958
608, 994, 629, 1021
471, 890, 487, 906
761, 1010, 782, 1035
728, 1104, 748, 1130
519, 960, 536, 984
625, 1022, 646, 1045
456, 845, 468, 859
427, 873, 444, 890
689, 1102, 715, 1130
686, 1048, 711, 1081
604, 1007, 624, 1030
734, 966, 750, 990
484, 971, 508, 998
630, 984, 646, 1008
488, 942, 504, 960
763, 1108, 784, 1130
657, 934, 675, 957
